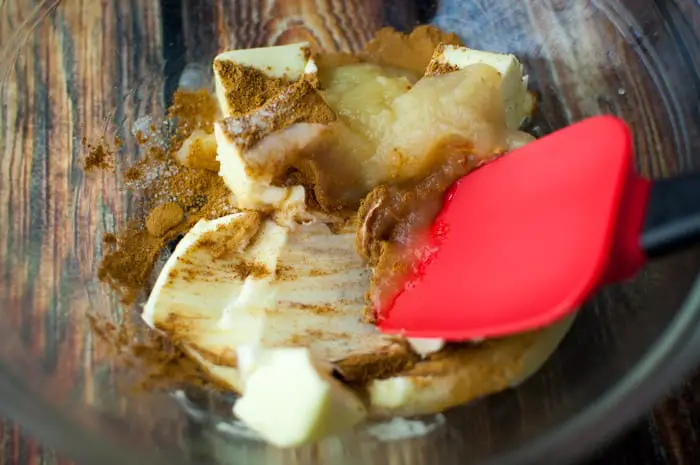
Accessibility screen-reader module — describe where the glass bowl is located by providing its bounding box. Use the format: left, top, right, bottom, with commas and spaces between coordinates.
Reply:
1, 0, 700, 464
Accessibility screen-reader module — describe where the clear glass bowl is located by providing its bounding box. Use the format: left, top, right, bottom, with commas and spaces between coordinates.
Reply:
1, 1, 700, 464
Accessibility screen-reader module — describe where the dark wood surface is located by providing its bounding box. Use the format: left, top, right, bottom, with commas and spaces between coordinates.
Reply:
1, 0, 700, 464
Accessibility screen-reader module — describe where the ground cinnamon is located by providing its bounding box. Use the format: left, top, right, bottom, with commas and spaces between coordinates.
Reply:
146, 203, 185, 238
196, 212, 263, 260
93, 89, 238, 390
88, 313, 227, 391
213, 62, 292, 115
218, 79, 336, 153
363, 25, 464, 75
102, 233, 117, 245
98, 225, 163, 303
168, 88, 219, 135
98, 171, 234, 304
98, 89, 235, 304
424, 44, 461, 76
124, 166, 142, 181
82, 137, 115, 171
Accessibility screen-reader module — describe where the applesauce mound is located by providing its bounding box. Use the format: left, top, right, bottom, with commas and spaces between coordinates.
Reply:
276, 63, 513, 216
271, 26, 466, 213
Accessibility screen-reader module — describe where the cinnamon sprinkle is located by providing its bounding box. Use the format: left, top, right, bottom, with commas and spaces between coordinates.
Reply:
213, 62, 292, 115
363, 25, 463, 75
217, 80, 336, 153
146, 203, 185, 238
88, 313, 227, 391
98, 89, 235, 305
82, 137, 116, 171
195, 212, 263, 260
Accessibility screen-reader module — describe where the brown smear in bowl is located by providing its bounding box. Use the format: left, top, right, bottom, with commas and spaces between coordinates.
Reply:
357, 136, 499, 323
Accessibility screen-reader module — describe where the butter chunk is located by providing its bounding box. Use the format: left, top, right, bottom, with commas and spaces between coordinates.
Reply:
215, 122, 312, 213
143, 211, 402, 393
141, 212, 275, 347
214, 42, 318, 116
174, 130, 220, 172
427, 44, 534, 130
407, 338, 445, 357
233, 347, 367, 448
214, 80, 336, 213
217, 219, 288, 330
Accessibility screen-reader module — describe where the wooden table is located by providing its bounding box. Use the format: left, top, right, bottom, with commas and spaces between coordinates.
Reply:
1, 0, 700, 464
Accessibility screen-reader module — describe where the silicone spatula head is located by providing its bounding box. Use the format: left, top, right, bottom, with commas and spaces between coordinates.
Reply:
377, 116, 635, 340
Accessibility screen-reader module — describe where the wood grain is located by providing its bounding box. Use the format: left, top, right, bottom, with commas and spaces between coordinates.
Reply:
0, 0, 195, 463
0, 0, 700, 464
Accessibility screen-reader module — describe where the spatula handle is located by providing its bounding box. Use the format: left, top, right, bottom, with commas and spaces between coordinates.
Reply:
641, 173, 700, 257
606, 170, 700, 284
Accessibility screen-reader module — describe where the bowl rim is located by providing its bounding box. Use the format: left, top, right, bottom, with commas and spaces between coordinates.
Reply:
486, 270, 700, 465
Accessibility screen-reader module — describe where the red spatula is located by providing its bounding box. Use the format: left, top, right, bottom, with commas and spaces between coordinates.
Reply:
377, 116, 700, 340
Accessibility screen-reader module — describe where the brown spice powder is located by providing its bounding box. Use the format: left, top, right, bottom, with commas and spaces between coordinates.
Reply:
98, 89, 234, 304
166, 89, 220, 159
146, 202, 185, 238
82, 138, 115, 171
425, 61, 460, 77
196, 212, 263, 260
102, 233, 117, 245
232, 261, 270, 279
168, 89, 219, 134
99, 172, 234, 303
213, 62, 292, 115
424, 43, 461, 76
124, 166, 142, 182
363, 25, 464, 75
93, 90, 237, 390
218, 79, 336, 153
88, 313, 227, 391
98, 225, 164, 304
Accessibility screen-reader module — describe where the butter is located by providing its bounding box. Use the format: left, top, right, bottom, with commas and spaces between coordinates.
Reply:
214, 121, 320, 215
142, 213, 271, 348
214, 78, 335, 215
143, 213, 400, 379
233, 347, 367, 448
407, 338, 446, 357
214, 42, 317, 117
217, 219, 287, 329
428, 44, 534, 130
